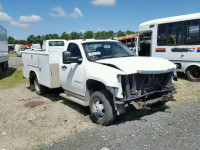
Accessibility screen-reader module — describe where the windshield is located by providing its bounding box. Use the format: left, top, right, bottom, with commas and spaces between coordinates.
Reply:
82, 41, 135, 61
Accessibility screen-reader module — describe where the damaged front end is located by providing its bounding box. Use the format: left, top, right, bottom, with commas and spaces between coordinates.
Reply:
113, 71, 176, 114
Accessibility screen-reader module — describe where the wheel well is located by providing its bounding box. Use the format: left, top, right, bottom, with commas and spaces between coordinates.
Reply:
86, 79, 107, 94
185, 65, 200, 72
29, 71, 36, 85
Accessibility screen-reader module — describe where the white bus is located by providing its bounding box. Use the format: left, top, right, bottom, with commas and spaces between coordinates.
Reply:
138, 13, 200, 82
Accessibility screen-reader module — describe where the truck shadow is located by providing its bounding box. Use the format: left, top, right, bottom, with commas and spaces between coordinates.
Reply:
115, 105, 169, 125
0, 67, 17, 80
43, 90, 90, 116
42, 89, 170, 124
177, 72, 188, 81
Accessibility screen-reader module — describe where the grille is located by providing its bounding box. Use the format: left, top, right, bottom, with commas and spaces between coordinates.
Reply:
121, 72, 173, 99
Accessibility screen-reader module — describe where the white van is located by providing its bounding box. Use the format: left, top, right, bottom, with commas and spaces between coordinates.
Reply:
16, 47, 29, 57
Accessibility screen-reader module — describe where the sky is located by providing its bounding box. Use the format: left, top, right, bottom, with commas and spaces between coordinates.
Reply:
0, 0, 200, 40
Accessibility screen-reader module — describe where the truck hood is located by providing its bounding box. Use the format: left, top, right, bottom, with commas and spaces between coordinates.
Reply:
96, 56, 176, 74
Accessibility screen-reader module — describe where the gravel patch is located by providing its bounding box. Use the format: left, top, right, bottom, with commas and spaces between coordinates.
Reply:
43, 99, 200, 150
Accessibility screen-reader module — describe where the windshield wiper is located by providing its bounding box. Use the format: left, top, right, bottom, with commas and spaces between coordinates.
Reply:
101, 56, 116, 59
120, 55, 135, 58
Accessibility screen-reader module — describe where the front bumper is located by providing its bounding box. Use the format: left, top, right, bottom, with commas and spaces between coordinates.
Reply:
130, 93, 174, 110
122, 86, 176, 102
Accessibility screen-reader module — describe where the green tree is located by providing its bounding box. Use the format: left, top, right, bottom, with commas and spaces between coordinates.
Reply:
52, 34, 59, 39
35, 35, 43, 44
116, 30, 125, 37
27, 35, 36, 43
61, 32, 70, 40
84, 31, 94, 39
95, 31, 107, 39
15, 40, 27, 45
106, 31, 115, 39
126, 30, 135, 35
45, 34, 53, 40
8, 36, 15, 44
79, 32, 84, 39
70, 32, 81, 39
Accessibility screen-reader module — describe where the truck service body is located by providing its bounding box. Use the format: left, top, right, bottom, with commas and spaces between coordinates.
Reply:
23, 39, 177, 125
138, 13, 200, 82
0, 25, 8, 71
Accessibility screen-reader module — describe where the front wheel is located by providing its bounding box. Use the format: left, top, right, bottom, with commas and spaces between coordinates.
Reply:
186, 66, 200, 82
90, 91, 116, 126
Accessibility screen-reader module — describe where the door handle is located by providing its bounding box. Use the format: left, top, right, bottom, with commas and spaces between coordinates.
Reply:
62, 65, 67, 70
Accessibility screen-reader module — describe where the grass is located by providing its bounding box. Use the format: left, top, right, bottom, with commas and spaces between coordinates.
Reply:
9, 54, 18, 58
167, 79, 200, 106
0, 67, 28, 89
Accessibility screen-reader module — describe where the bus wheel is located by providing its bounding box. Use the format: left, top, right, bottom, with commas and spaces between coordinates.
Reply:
186, 66, 200, 82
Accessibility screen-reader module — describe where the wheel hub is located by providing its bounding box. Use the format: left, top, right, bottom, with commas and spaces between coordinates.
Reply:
92, 99, 105, 118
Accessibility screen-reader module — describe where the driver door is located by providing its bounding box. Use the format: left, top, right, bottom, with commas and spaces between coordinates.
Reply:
59, 43, 86, 96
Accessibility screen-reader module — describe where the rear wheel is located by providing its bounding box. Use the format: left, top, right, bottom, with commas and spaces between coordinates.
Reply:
186, 66, 200, 82
90, 91, 116, 126
33, 76, 46, 95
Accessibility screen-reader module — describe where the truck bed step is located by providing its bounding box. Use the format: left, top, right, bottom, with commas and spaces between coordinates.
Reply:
59, 93, 89, 107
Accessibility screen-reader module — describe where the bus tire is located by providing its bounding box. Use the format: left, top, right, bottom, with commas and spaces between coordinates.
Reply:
186, 66, 200, 82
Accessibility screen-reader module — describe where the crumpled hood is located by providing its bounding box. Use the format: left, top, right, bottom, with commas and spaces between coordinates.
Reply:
96, 56, 176, 74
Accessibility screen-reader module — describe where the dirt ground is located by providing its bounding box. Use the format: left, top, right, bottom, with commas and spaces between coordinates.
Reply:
0, 70, 200, 149
0, 82, 98, 149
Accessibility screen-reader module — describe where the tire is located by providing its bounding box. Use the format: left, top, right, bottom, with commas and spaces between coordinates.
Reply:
4, 61, 8, 70
29, 82, 35, 91
33, 76, 46, 95
186, 66, 200, 82
90, 91, 116, 126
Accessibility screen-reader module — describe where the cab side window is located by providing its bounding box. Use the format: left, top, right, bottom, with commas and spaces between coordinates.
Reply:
67, 43, 82, 58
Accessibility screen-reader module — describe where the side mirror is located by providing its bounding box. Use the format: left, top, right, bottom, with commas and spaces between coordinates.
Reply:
63, 51, 71, 64
63, 51, 83, 64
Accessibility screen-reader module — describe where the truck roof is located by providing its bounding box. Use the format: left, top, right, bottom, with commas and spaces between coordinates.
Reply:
74, 39, 117, 43
46, 39, 118, 44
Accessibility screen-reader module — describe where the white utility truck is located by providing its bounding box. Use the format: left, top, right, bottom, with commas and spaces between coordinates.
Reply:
0, 25, 8, 71
138, 13, 200, 82
23, 39, 177, 125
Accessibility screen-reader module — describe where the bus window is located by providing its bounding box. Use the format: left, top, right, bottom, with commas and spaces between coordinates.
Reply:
139, 32, 152, 56
183, 20, 200, 44
157, 19, 200, 46
184, 25, 199, 44
167, 23, 182, 45
158, 24, 167, 45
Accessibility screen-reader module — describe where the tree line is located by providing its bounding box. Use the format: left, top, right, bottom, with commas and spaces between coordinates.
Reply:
8, 30, 136, 44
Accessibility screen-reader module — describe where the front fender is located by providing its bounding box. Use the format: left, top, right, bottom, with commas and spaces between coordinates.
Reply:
86, 62, 125, 88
